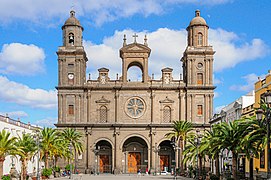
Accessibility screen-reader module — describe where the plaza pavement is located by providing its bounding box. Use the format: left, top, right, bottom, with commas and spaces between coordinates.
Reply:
53, 174, 194, 180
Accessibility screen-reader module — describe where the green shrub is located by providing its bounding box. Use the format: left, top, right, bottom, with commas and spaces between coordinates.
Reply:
210, 174, 219, 180
53, 166, 60, 172
65, 164, 74, 171
42, 168, 52, 177
1, 175, 10, 180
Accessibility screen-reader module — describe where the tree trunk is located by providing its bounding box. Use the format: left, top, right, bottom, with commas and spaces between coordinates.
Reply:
45, 152, 49, 168
199, 155, 202, 177
21, 158, 27, 180
0, 157, 4, 178
215, 156, 220, 176
180, 140, 184, 173
232, 153, 237, 179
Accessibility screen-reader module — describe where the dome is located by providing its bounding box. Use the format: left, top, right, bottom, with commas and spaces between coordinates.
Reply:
63, 10, 81, 27
189, 10, 207, 26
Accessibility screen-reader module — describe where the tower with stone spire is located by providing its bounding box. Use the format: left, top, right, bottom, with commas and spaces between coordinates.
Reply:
57, 10, 87, 87
182, 10, 215, 124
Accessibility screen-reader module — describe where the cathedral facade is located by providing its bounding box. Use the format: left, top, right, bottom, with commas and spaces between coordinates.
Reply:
56, 10, 215, 174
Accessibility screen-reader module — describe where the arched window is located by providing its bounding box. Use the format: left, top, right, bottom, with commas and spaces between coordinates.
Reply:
198, 33, 203, 46
69, 33, 74, 45
99, 106, 107, 123
197, 73, 203, 85
163, 106, 171, 123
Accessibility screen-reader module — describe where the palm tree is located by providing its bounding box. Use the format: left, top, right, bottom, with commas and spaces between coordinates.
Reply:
0, 130, 18, 177
15, 133, 37, 180
40, 128, 59, 168
212, 120, 250, 179
200, 129, 221, 176
165, 120, 193, 172
61, 128, 84, 155
61, 128, 84, 172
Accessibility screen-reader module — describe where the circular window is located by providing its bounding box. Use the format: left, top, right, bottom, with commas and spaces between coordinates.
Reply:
126, 97, 145, 118
197, 63, 203, 69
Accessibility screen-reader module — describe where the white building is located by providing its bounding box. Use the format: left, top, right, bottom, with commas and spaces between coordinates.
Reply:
210, 90, 255, 175
0, 114, 41, 175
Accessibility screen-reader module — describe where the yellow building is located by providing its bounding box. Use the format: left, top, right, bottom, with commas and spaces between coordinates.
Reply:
246, 70, 271, 176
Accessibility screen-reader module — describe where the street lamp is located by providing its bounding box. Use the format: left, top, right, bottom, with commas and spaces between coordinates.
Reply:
93, 145, 100, 175
256, 91, 271, 179
69, 142, 72, 179
153, 143, 160, 176
171, 137, 178, 180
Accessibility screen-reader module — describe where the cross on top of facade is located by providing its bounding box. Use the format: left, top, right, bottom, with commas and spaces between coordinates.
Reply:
133, 33, 138, 43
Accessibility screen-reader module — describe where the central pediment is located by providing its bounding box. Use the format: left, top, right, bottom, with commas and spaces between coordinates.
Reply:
120, 43, 151, 54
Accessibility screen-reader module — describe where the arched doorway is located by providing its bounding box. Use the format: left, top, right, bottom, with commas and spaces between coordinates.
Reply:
122, 136, 148, 173
95, 140, 112, 173
158, 140, 175, 173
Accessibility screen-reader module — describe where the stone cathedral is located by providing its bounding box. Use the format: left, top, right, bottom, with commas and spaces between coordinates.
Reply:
56, 10, 215, 174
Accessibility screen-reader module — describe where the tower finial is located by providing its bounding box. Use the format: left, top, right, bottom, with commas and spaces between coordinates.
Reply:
133, 33, 138, 43
70, 10, 75, 17
123, 34, 127, 47
195, 9, 200, 17
144, 35, 148, 46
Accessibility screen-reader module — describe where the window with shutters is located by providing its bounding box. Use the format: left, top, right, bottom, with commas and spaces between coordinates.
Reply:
163, 106, 171, 123
197, 105, 203, 116
99, 106, 107, 123
68, 105, 74, 115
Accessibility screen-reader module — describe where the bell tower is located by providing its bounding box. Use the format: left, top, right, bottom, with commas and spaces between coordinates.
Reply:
57, 10, 87, 86
182, 10, 215, 86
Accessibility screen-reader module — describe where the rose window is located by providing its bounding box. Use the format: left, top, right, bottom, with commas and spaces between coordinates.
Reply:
126, 97, 145, 118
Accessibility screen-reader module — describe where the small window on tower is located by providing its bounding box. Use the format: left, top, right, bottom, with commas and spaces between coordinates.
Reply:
198, 33, 203, 46
197, 105, 203, 116
69, 33, 74, 45
197, 73, 203, 85
68, 105, 74, 115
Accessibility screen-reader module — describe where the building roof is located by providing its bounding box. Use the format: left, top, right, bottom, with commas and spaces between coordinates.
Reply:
189, 10, 207, 26
62, 10, 82, 29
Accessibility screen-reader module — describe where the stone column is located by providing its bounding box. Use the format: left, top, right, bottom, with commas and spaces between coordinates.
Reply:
63, 94, 66, 123
58, 94, 62, 123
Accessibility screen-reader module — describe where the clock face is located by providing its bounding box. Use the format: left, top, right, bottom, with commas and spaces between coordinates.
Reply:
68, 73, 74, 79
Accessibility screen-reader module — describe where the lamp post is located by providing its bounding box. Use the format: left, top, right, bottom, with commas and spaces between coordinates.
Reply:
69, 142, 72, 179
153, 143, 160, 176
256, 91, 271, 179
93, 145, 100, 175
171, 137, 178, 180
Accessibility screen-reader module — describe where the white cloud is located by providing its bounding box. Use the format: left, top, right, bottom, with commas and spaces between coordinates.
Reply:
84, 28, 268, 80
230, 73, 264, 92
0, 76, 57, 109
0, 111, 28, 119
0, 43, 45, 75
0, 0, 232, 25
34, 117, 57, 128
209, 29, 269, 72
214, 91, 220, 99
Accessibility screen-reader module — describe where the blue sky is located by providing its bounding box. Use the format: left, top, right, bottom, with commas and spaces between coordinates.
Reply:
0, 0, 270, 127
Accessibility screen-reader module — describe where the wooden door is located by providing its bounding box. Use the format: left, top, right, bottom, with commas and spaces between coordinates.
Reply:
128, 152, 141, 173
99, 155, 109, 173
160, 155, 169, 171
